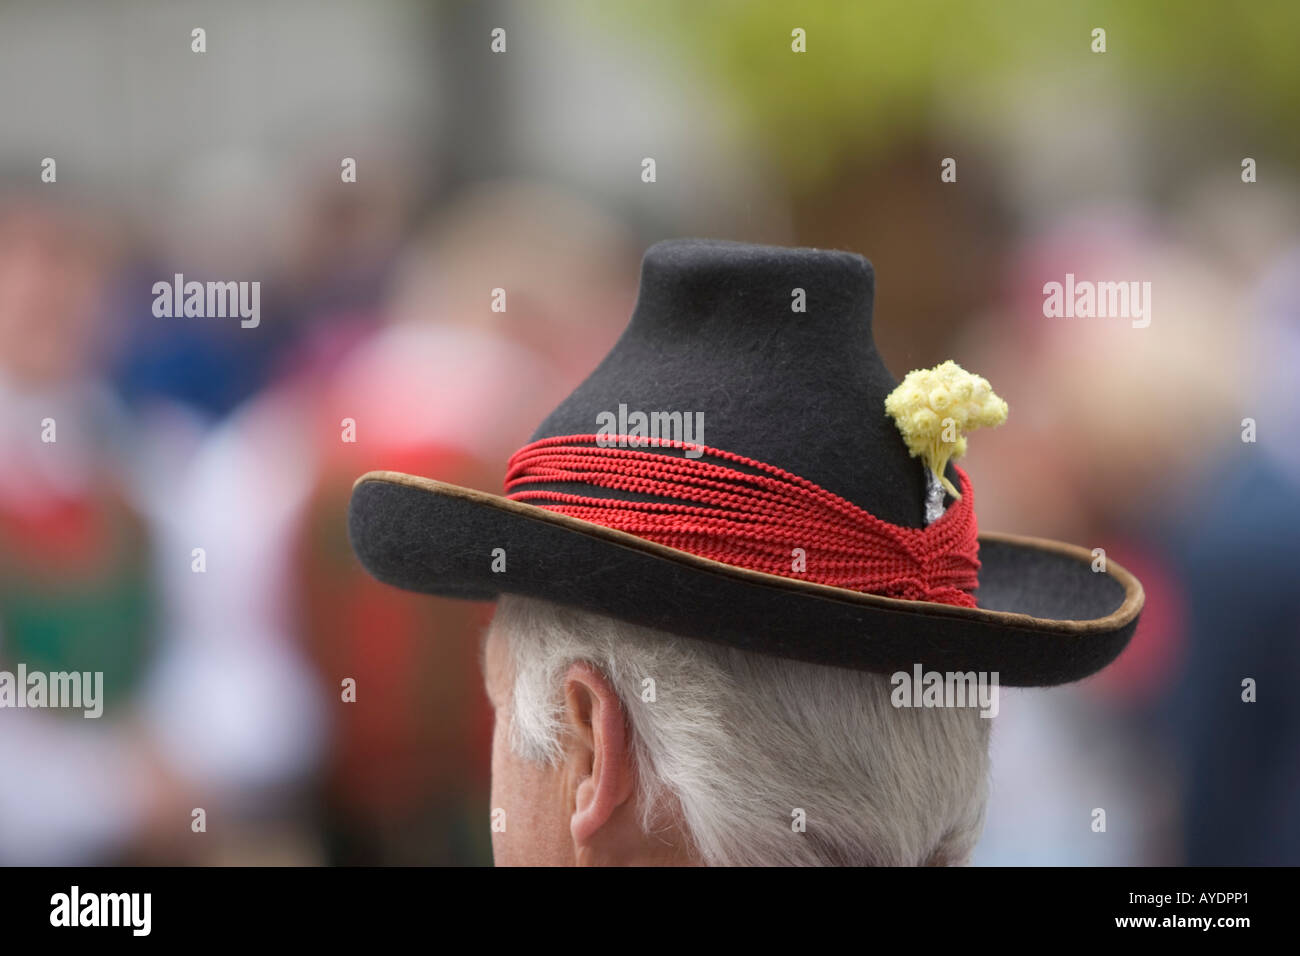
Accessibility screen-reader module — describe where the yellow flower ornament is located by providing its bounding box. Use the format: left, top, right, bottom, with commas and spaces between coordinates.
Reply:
884, 360, 1008, 500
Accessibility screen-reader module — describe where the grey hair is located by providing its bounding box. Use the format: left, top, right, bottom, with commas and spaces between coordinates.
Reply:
493, 595, 991, 867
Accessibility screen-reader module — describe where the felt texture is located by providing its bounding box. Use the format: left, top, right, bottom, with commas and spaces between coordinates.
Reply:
530, 239, 938, 527
346, 238, 1143, 685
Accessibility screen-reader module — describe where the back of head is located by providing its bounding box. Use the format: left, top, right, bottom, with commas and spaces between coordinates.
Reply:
494, 594, 991, 866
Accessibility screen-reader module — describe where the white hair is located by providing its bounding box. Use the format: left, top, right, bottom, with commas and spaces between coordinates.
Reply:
493, 595, 991, 866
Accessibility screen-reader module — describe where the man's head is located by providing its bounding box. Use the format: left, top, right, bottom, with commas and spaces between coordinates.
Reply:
482, 595, 991, 866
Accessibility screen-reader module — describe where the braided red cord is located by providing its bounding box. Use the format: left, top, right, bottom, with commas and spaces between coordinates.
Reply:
503, 435, 981, 608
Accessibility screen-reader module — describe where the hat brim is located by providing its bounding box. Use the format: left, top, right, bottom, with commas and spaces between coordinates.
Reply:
348, 470, 1144, 687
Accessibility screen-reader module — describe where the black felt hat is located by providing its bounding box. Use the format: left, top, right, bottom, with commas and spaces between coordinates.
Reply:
348, 239, 1142, 687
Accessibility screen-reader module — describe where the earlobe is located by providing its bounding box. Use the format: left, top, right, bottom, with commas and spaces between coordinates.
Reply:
561, 662, 636, 853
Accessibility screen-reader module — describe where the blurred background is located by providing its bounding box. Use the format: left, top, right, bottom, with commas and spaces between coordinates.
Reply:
0, 0, 1297, 865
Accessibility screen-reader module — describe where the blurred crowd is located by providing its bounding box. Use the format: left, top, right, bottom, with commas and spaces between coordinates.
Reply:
0, 0, 1297, 865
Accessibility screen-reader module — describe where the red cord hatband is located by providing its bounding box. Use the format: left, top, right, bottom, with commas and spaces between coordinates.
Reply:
503, 435, 981, 608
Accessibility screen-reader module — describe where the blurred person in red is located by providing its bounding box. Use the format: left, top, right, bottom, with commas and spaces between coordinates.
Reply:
0, 188, 172, 862
0, 185, 327, 864
288, 182, 638, 863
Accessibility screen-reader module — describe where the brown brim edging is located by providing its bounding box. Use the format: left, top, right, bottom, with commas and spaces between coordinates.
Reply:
347, 470, 1144, 685
353, 469, 1144, 636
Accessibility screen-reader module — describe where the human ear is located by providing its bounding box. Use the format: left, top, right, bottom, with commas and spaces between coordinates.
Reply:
560, 662, 636, 856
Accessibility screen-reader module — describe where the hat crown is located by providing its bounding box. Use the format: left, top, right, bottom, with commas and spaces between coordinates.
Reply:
633, 238, 875, 341
530, 238, 930, 527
